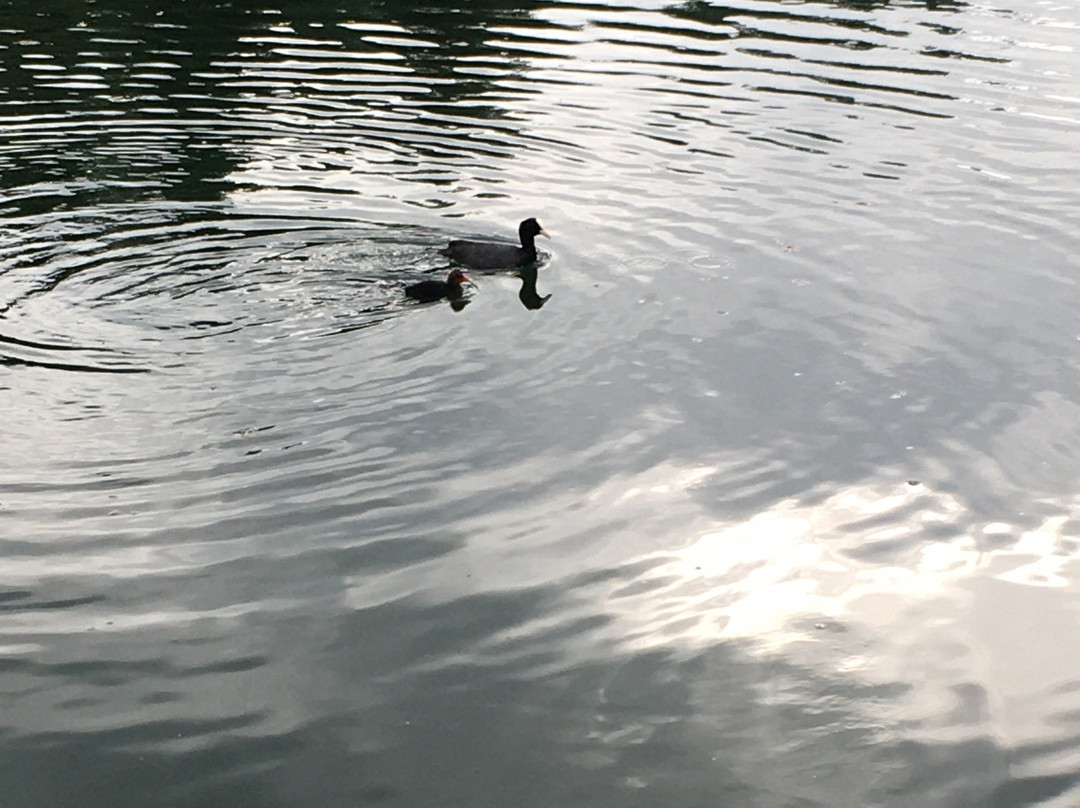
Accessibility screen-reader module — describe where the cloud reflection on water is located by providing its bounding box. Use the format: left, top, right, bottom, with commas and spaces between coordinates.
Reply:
601, 472, 1080, 653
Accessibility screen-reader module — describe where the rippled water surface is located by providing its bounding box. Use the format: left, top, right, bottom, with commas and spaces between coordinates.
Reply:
3, 0, 1080, 805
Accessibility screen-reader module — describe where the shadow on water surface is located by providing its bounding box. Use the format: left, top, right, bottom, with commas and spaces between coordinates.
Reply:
0, 0, 568, 212
0, 0, 993, 215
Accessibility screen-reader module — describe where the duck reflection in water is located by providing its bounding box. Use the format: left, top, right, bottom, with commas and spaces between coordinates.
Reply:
517, 264, 551, 310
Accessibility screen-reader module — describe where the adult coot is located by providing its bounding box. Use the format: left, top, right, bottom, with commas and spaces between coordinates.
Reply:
405, 269, 472, 303
440, 218, 550, 269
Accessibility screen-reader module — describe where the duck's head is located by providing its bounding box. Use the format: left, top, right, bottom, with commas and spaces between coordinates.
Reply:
448, 269, 471, 287
520, 218, 551, 243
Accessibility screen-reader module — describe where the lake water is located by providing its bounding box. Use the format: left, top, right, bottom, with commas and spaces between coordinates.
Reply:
2, 0, 1080, 805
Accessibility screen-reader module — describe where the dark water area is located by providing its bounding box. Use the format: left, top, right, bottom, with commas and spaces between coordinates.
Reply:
2, 0, 1080, 805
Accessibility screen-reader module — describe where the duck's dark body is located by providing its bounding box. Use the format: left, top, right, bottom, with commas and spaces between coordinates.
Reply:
440, 218, 549, 269
405, 269, 470, 303
441, 240, 535, 269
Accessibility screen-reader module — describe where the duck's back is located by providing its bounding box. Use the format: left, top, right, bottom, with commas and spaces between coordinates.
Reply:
441, 239, 527, 269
